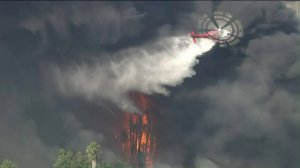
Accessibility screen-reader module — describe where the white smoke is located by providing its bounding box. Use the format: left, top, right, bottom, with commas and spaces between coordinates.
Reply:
52, 35, 215, 112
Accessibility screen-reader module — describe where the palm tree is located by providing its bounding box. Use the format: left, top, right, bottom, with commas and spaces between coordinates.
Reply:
86, 141, 101, 168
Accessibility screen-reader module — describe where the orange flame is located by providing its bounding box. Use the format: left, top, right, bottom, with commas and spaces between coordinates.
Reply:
142, 114, 148, 125
141, 132, 147, 145
120, 93, 156, 168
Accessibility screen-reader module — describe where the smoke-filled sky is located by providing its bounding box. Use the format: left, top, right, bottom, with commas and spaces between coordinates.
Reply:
0, 1, 299, 168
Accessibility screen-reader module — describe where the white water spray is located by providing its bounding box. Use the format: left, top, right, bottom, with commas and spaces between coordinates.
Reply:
53, 35, 215, 112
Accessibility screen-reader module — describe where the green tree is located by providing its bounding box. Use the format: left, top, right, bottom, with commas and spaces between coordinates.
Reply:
53, 149, 90, 168
86, 141, 101, 168
72, 152, 89, 168
53, 149, 74, 168
0, 160, 17, 168
53, 141, 133, 168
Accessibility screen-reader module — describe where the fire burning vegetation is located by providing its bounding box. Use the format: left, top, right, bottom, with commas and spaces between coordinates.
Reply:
119, 93, 157, 168
53, 33, 216, 168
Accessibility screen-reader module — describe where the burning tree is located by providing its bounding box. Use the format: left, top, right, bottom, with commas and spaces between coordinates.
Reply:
120, 93, 157, 168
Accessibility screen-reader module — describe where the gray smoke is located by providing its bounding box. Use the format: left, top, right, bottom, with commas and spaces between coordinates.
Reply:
0, 1, 299, 168
156, 1, 300, 168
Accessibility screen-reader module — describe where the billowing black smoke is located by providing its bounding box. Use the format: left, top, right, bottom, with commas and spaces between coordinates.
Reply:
0, 1, 299, 168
